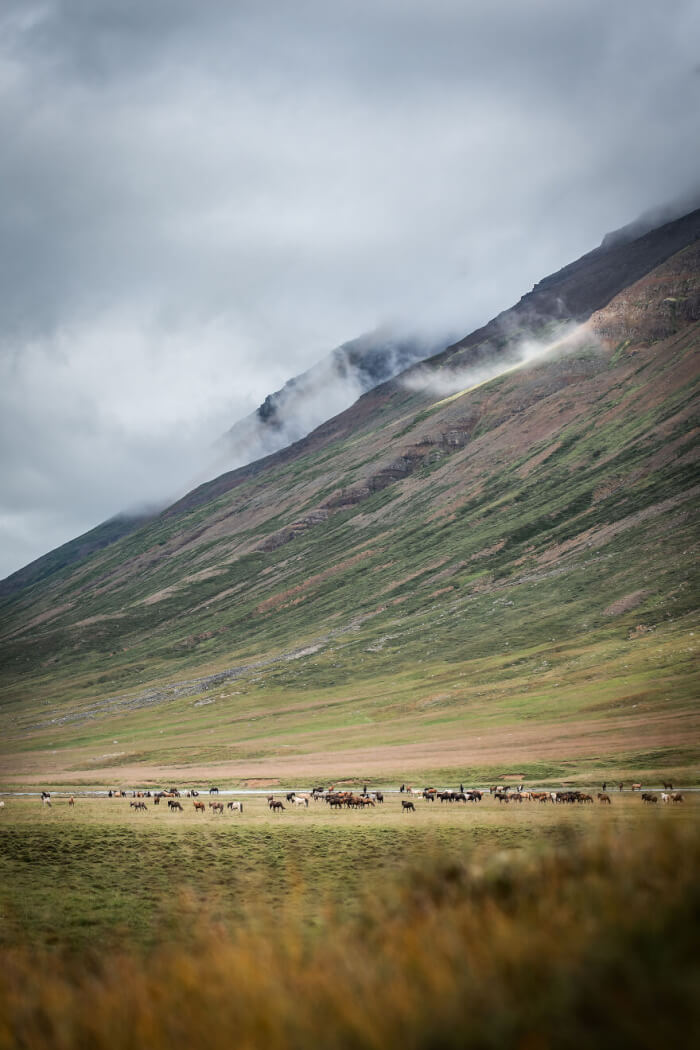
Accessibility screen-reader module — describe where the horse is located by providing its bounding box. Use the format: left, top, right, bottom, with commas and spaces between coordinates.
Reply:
631, 783, 642, 792
662, 781, 673, 791
209, 786, 220, 795
168, 800, 183, 811
671, 793, 684, 803
269, 800, 285, 812
68, 796, 75, 807
227, 800, 243, 813
0, 801, 5, 809
401, 800, 415, 812
209, 801, 224, 814
641, 792, 658, 804
130, 800, 147, 812
291, 796, 309, 808
597, 793, 611, 804
661, 793, 670, 804
193, 801, 206, 813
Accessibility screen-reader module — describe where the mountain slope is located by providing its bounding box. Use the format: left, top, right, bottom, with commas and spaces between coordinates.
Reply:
0, 221, 698, 788
3, 207, 698, 601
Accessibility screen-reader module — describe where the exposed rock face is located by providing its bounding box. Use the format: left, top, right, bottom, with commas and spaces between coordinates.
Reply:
589, 242, 700, 345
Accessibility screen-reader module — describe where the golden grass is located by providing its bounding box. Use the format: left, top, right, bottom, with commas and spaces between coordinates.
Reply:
1, 820, 698, 1049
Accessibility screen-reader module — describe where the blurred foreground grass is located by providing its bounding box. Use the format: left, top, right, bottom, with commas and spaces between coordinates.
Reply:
0, 819, 698, 1049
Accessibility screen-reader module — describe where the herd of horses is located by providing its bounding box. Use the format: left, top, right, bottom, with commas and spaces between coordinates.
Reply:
15, 781, 685, 815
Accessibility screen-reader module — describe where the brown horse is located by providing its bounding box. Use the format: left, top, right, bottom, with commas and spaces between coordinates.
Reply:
193, 801, 206, 813
209, 801, 224, 814
401, 800, 415, 812
269, 800, 285, 812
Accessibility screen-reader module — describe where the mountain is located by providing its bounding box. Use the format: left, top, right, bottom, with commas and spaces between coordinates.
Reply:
0, 208, 698, 789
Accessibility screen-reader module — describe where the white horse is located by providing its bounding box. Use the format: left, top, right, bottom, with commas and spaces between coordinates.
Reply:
292, 796, 309, 807
227, 800, 244, 813
661, 792, 670, 804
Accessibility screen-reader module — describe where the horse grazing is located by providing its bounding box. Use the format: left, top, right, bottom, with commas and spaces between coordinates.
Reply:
209, 801, 225, 814
209, 786, 220, 795
662, 781, 673, 791
227, 800, 243, 813
291, 796, 309, 808
68, 796, 75, 807
269, 800, 285, 812
641, 792, 658, 804
193, 801, 206, 813
671, 793, 684, 803
401, 800, 415, 812
597, 793, 611, 804
631, 783, 642, 792
130, 800, 147, 812
167, 799, 183, 811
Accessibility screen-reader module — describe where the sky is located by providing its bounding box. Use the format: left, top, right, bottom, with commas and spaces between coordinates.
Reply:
1, 0, 699, 580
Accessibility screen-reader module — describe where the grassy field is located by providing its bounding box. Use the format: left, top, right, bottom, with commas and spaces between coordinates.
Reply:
0, 793, 698, 1048
0, 790, 696, 953
2, 620, 697, 791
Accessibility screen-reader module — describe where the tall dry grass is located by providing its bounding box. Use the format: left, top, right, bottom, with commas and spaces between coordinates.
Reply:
1, 822, 698, 1049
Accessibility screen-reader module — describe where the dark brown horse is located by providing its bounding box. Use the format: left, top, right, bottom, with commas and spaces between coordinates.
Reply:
401, 800, 415, 812
269, 800, 285, 812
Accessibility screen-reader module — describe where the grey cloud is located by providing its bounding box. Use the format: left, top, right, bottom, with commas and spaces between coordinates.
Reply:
1, 0, 699, 577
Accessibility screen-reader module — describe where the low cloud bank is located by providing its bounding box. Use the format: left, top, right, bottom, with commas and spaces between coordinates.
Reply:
401, 321, 599, 400
215, 328, 449, 473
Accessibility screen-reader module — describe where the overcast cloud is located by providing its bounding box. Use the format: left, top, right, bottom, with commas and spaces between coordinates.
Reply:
1, 0, 699, 578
